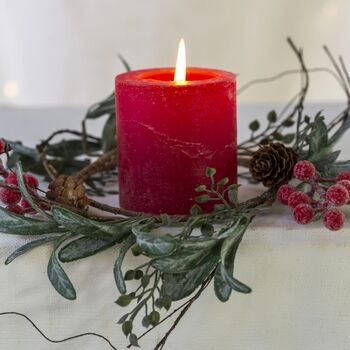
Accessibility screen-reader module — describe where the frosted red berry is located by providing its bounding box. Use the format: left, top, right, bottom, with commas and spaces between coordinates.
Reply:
337, 180, 350, 199
0, 139, 6, 154
287, 191, 311, 209
6, 204, 25, 215
323, 208, 345, 231
5, 172, 18, 186
20, 198, 31, 209
293, 203, 314, 224
293, 160, 316, 181
20, 198, 36, 214
336, 171, 350, 182
325, 184, 349, 206
0, 188, 21, 205
277, 184, 296, 205
6, 172, 39, 189
25, 174, 39, 188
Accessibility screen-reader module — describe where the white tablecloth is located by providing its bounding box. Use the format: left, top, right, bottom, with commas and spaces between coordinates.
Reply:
1, 103, 350, 350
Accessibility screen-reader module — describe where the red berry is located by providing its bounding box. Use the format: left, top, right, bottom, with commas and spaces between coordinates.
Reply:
5, 172, 39, 189
337, 179, 350, 190
323, 208, 345, 231
336, 171, 350, 182
326, 184, 349, 206
288, 191, 311, 209
0, 188, 21, 205
20, 198, 36, 214
6, 204, 24, 215
337, 180, 350, 200
293, 160, 316, 181
0, 139, 6, 154
277, 184, 296, 205
25, 174, 39, 188
20, 198, 31, 209
5, 172, 18, 186
293, 203, 314, 224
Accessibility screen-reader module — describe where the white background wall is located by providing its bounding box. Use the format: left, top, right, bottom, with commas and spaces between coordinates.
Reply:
1, 0, 350, 106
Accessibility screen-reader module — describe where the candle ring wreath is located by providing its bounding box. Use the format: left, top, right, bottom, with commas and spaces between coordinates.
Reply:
2, 38, 350, 349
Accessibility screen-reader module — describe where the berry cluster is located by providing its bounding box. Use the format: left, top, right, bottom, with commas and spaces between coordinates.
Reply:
0, 140, 39, 215
277, 160, 350, 231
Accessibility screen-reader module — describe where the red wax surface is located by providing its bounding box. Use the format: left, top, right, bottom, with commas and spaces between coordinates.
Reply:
115, 67, 236, 215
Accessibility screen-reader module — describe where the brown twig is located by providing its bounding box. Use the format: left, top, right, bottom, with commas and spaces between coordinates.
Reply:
339, 56, 350, 89
238, 39, 311, 155
88, 198, 142, 218
237, 67, 342, 95
238, 61, 349, 150
238, 38, 309, 152
40, 129, 100, 148
39, 196, 120, 221
88, 184, 275, 224
36, 144, 57, 181
0, 311, 119, 350
153, 274, 214, 350
323, 50, 350, 131
240, 187, 276, 210
237, 157, 251, 168
126, 300, 193, 348
81, 120, 88, 154
323, 46, 350, 100
36, 128, 101, 181
286, 37, 309, 150
76, 149, 117, 181
314, 178, 336, 183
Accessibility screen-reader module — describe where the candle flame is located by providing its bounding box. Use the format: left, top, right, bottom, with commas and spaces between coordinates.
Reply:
174, 38, 186, 83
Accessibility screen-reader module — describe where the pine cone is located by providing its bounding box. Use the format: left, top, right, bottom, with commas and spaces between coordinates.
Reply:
249, 142, 298, 187
46, 175, 90, 208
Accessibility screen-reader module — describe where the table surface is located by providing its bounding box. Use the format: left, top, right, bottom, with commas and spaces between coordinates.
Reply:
1, 103, 350, 350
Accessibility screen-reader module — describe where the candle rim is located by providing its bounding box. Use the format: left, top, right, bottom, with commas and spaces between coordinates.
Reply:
116, 67, 236, 87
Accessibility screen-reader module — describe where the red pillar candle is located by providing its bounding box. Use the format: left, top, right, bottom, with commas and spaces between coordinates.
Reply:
115, 67, 236, 215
